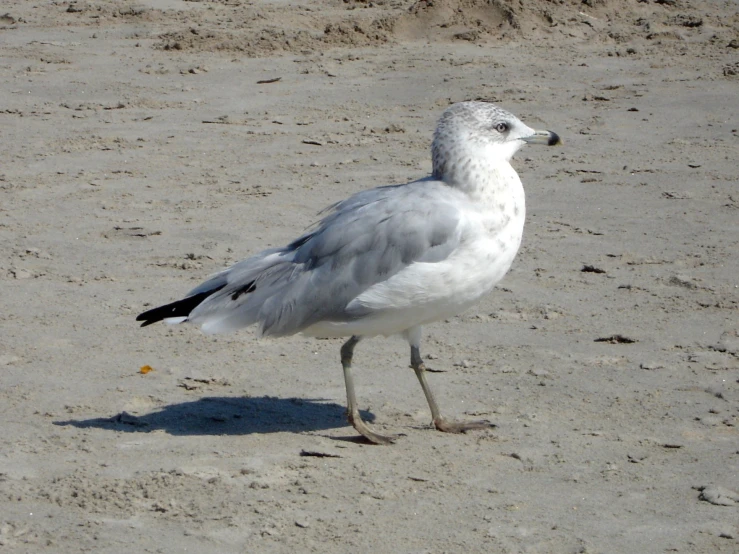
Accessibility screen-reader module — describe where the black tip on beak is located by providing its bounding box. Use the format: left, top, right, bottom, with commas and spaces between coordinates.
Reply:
523, 130, 563, 146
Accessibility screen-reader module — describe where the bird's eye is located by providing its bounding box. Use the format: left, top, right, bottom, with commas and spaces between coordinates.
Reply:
495, 122, 509, 133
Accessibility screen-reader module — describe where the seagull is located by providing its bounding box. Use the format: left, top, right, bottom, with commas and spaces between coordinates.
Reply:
137, 101, 561, 444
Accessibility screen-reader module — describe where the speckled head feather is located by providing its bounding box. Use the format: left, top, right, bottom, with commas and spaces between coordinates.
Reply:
431, 101, 536, 185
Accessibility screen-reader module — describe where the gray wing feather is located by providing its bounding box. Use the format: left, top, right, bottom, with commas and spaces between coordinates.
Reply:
187, 180, 467, 336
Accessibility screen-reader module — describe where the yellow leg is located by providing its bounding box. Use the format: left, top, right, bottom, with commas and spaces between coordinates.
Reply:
341, 336, 396, 445
411, 345, 494, 434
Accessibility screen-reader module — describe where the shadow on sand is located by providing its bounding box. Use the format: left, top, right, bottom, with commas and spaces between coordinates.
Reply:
54, 395, 375, 437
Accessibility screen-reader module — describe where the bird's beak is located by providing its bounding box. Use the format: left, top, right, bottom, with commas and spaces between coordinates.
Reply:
523, 129, 562, 146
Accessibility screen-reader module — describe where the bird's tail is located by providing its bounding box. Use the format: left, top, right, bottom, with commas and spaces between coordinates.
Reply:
136, 287, 226, 327
135, 248, 304, 334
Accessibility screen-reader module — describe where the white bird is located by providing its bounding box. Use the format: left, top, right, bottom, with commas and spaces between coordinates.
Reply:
137, 101, 561, 444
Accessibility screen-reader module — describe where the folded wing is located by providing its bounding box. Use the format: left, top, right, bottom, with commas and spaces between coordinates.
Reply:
138, 180, 468, 336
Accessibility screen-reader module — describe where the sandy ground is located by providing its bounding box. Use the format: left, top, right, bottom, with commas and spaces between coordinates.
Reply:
1, 0, 738, 552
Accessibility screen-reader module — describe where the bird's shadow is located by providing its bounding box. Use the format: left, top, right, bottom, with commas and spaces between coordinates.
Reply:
54, 396, 374, 437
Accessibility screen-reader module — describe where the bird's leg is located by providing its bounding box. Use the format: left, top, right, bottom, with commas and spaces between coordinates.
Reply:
410, 345, 494, 434
341, 336, 396, 445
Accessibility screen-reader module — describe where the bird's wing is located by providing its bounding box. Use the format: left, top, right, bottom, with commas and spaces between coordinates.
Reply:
186, 180, 471, 336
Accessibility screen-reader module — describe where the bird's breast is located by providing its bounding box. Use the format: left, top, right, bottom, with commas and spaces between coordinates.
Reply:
459, 164, 526, 293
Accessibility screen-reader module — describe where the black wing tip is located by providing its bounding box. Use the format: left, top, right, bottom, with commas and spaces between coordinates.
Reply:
135, 307, 172, 327
135, 285, 226, 329
136, 315, 159, 327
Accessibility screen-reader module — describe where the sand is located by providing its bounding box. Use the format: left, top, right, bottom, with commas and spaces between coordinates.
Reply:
1, 0, 738, 551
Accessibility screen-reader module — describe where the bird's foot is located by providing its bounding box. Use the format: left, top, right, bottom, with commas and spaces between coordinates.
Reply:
348, 411, 397, 445
433, 417, 495, 434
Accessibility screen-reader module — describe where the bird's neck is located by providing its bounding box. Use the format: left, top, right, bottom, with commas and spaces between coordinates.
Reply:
433, 146, 523, 204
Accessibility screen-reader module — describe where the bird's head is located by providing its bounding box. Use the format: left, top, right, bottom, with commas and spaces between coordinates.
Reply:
431, 101, 561, 181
